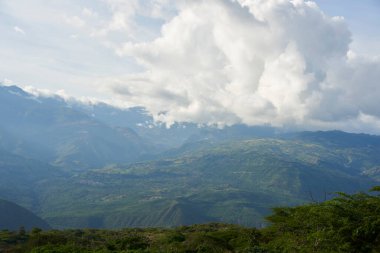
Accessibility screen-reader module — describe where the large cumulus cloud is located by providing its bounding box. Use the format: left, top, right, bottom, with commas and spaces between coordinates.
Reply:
109, 0, 380, 132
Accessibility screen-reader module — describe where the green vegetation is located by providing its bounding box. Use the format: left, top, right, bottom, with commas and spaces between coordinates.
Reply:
1, 187, 379, 252
40, 138, 378, 228
264, 186, 380, 252
0, 224, 261, 253
2, 135, 379, 229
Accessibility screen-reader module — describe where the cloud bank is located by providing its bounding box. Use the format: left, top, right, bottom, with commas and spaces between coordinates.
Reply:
2, 0, 380, 133
105, 0, 380, 132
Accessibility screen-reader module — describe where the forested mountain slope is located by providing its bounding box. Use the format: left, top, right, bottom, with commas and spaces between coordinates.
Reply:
40, 137, 378, 228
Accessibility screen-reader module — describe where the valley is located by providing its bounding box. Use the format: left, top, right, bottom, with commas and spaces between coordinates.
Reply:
0, 85, 379, 229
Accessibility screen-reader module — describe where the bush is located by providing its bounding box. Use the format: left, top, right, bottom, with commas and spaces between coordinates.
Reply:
263, 187, 380, 253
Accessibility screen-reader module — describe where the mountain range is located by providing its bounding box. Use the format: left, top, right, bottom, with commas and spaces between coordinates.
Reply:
0, 84, 379, 229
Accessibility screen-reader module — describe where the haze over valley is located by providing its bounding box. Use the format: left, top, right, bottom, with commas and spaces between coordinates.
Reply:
0, 84, 379, 229
0, 1, 380, 252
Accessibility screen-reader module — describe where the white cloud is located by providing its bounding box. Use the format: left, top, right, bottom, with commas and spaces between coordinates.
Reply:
0, 78, 14, 86
64, 15, 86, 28
13, 26, 25, 34
78, 0, 178, 42
82, 8, 97, 18
22, 85, 106, 106
3, 0, 380, 133
104, 0, 380, 132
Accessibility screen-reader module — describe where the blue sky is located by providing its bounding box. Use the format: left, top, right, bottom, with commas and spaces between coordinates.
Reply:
315, 0, 380, 55
1, 0, 380, 133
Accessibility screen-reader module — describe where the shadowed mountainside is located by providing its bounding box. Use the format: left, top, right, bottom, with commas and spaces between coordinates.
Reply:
0, 199, 50, 230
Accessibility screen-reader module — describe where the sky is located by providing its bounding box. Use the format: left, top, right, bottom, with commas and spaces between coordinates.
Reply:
1, 0, 380, 133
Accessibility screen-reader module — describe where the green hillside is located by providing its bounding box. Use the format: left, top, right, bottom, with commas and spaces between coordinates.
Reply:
0, 150, 64, 211
36, 137, 378, 228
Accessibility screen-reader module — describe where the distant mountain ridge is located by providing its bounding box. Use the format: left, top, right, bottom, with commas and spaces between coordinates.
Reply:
0, 85, 149, 170
291, 130, 380, 148
0, 84, 281, 168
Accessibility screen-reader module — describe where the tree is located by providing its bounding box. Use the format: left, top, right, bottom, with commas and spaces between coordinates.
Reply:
263, 186, 380, 252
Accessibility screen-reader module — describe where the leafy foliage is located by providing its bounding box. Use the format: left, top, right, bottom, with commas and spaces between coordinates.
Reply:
0, 224, 262, 253
263, 187, 380, 252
